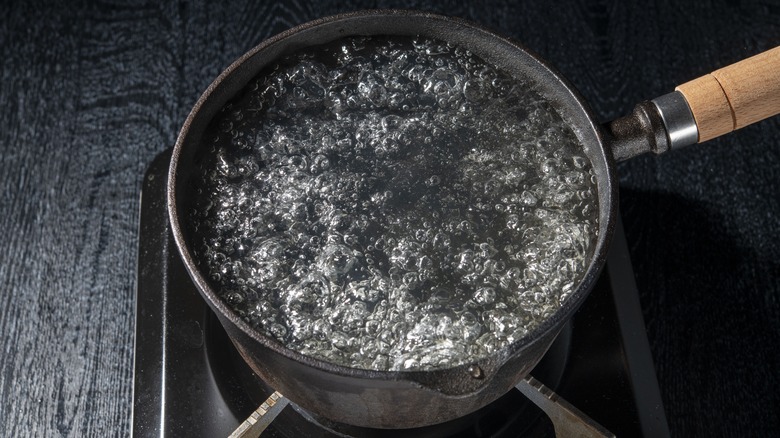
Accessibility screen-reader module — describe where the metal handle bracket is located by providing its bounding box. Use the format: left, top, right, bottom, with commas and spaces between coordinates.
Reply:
515, 376, 615, 438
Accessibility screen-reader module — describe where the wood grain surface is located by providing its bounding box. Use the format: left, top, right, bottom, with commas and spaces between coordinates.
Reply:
678, 46, 780, 141
1, 1, 778, 436
677, 74, 736, 142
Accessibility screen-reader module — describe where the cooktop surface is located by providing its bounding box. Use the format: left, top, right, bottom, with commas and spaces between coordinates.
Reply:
132, 150, 670, 437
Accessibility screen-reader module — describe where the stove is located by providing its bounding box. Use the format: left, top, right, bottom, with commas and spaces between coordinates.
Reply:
132, 150, 671, 437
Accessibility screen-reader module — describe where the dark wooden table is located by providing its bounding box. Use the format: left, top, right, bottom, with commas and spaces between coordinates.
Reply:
1, 1, 778, 436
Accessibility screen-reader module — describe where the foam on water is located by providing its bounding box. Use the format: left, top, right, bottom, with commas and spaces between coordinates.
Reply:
188, 36, 599, 371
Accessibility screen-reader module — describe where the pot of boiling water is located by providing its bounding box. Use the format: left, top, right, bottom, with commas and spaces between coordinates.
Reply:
168, 10, 780, 429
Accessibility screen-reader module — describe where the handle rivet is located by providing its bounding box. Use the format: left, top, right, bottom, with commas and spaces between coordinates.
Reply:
468, 364, 484, 379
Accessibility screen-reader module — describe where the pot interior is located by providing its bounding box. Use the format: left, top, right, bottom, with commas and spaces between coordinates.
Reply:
169, 10, 616, 379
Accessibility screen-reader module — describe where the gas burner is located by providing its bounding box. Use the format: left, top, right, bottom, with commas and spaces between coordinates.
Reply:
132, 150, 670, 437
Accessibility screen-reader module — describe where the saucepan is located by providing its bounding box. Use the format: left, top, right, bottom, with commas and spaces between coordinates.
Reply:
167, 10, 780, 429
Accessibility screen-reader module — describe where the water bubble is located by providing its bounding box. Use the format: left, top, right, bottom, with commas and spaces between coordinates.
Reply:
473, 287, 496, 305
381, 115, 402, 131
317, 244, 356, 283
520, 191, 538, 206
425, 175, 441, 187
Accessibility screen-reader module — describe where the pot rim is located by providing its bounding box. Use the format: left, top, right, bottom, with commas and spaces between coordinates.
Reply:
167, 9, 617, 386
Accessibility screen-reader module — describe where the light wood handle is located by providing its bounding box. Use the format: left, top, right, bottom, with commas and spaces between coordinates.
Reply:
676, 46, 780, 142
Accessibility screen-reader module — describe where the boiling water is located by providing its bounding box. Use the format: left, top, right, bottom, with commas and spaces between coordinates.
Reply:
189, 36, 599, 371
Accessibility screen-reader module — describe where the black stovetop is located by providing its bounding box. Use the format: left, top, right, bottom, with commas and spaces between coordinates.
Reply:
132, 150, 670, 437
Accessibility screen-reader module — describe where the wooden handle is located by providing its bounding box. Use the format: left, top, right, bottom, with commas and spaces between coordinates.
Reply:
675, 46, 780, 142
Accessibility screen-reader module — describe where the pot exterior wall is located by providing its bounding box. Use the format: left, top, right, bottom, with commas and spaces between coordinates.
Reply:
216, 307, 558, 428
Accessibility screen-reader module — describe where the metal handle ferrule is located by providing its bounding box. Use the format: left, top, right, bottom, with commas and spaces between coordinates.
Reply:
651, 91, 699, 149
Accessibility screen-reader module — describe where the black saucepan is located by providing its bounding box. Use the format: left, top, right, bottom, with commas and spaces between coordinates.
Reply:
167, 10, 779, 429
